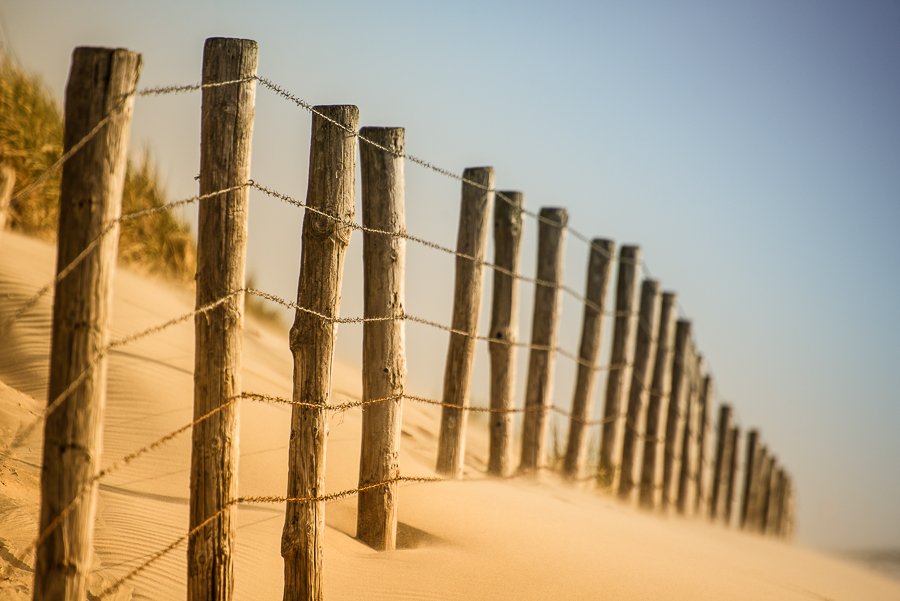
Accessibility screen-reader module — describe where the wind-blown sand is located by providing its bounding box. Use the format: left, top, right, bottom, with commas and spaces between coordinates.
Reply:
1, 229, 898, 600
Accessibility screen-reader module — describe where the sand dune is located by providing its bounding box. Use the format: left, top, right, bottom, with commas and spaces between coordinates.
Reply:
1, 229, 898, 600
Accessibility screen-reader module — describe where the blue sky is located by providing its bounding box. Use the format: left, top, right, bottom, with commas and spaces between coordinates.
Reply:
3, 1, 899, 551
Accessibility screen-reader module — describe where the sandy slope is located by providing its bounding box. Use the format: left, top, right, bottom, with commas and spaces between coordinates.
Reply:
0, 229, 898, 601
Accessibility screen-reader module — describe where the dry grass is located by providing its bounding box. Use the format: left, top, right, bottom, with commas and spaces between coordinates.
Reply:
0, 55, 196, 283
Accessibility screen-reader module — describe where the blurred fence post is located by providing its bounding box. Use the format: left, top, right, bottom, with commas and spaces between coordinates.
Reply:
638, 291, 677, 510
36, 46, 141, 601
562, 238, 615, 480
724, 425, 741, 527
677, 352, 704, 516
487, 191, 525, 477
282, 104, 359, 601
357, 126, 406, 550
436, 167, 495, 477
756, 453, 775, 533
709, 403, 733, 521
662, 319, 691, 511
617, 278, 661, 502
740, 429, 760, 530
189, 37, 256, 601
0, 163, 14, 234
598, 245, 641, 489
519, 207, 568, 472
695, 375, 714, 515
765, 467, 785, 537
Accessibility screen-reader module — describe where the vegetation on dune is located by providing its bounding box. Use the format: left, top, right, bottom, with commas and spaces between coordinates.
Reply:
0, 55, 197, 283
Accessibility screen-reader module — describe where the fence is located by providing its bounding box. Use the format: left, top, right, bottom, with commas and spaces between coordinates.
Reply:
0, 38, 796, 601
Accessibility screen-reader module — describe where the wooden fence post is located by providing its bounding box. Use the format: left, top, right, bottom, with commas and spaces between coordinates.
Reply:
661, 319, 691, 511
765, 467, 784, 537
694, 375, 714, 515
436, 167, 495, 477
677, 352, 704, 516
724, 425, 741, 527
0, 163, 14, 234
617, 279, 661, 502
709, 403, 733, 521
562, 239, 615, 480
756, 450, 778, 534
357, 127, 406, 550
188, 39, 256, 601
746, 443, 769, 532
35, 46, 140, 601
739, 429, 760, 529
780, 474, 795, 540
487, 191, 525, 477
282, 104, 359, 601
598, 245, 641, 489
519, 207, 568, 472
638, 291, 677, 510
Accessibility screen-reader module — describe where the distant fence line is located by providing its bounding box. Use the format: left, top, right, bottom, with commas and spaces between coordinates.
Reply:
0, 38, 795, 601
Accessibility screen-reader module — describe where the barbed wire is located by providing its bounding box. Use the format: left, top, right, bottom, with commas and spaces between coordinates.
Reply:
248, 181, 633, 320
91, 474, 443, 600
8, 77, 253, 208
0, 183, 249, 336
0, 290, 243, 457
251, 76, 658, 272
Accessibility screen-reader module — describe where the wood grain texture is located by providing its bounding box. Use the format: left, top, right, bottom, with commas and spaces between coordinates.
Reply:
661, 319, 691, 512
36, 46, 141, 601
639, 291, 677, 510
562, 238, 615, 480
435, 167, 495, 477
598, 245, 641, 489
709, 403, 733, 521
618, 278, 661, 502
357, 127, 406, 550
518, 207, 568, 472
282, 104, 359, 601
189, 37, 256, 601
487, 191, 524, 477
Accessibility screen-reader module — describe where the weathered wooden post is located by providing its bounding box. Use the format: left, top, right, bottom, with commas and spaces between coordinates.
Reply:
189, 38, 256, 601
765, 467, 784, 537
677, 352, 704, 516
739, 429, 760, 530
745, 442, 769, 532
357, 127, 406, 550
598, 245, 641, 489
724, 425, 740, 527
519, 207, 568, 472
436, 167, 494, 477
638, 291, 677, 510
0, 163, 14, 234
709, 403, 732, 521
35, 46, 141, 601
694, 375, 714, 515
661, 319, 691, 511
562, 239, 615, 480
756, 453, 774, 533
780, 473, 795, 541
487, 191, 524, 477
617, 279, 661, 502
282, 104, 359, 601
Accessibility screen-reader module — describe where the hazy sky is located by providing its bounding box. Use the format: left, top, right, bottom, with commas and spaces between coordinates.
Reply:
3, 1, 899, 551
